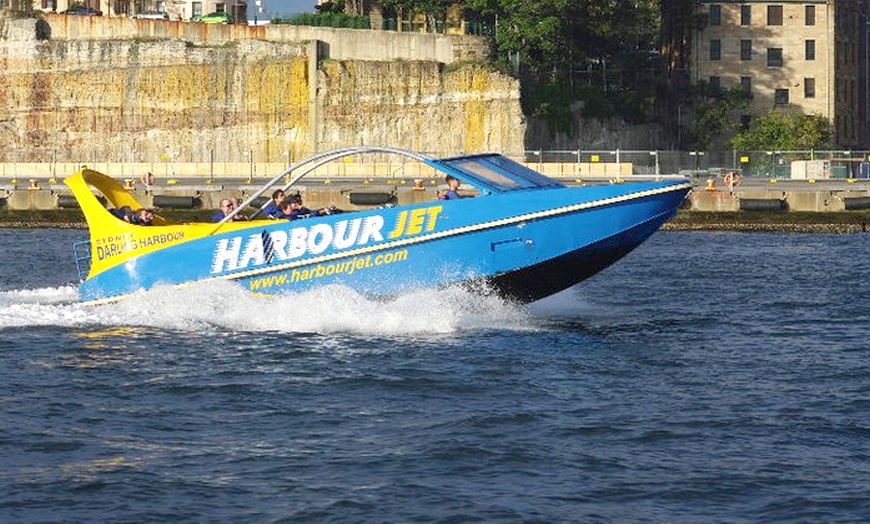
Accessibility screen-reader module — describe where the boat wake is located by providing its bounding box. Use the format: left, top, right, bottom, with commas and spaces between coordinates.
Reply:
0, 280, 541, 335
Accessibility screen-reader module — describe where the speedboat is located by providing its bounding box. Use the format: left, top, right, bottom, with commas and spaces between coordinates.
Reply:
66, 147, 692, 305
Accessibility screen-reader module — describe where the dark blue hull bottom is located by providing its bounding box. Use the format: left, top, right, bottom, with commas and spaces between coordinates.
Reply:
487, 210, 673, 303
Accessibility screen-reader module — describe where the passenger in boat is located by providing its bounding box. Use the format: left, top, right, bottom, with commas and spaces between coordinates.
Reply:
262, 190, 286, 219
131, 208, 155, 226
109, 205, 134, 222
275, 194, 341, 220
229, 198, 248, 221
440, 175, 468, 200
276, 195, 313, 220
211, 199, 233, 222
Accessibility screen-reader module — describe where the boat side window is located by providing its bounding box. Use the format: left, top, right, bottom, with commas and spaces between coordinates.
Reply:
484, 155, 563, 188
450, 159, 523, 190
442, 155, 564, 193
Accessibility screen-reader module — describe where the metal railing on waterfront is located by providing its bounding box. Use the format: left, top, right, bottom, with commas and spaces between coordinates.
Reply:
2, 149, 869, 181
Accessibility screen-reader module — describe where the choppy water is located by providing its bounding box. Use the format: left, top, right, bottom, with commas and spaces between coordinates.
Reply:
1, 228, 869, 522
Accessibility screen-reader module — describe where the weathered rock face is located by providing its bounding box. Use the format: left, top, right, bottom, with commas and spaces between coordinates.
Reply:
0, 36, 312, 162
317, 60, 523, 154
0, 16, 524, 163
524, 101, 671, 151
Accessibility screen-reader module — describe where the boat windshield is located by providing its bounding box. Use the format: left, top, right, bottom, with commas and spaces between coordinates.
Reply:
439, 154, 564, 193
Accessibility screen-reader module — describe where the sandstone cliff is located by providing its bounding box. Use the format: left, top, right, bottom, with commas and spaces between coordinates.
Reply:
0, 15, 524, 164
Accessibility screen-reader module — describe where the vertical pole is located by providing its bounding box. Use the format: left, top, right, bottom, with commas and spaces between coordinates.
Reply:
248, 150, 253, 184
616, 149, 621, 181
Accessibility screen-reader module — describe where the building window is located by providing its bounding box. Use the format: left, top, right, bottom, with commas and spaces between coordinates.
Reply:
741, 76, 752, 93
709, 76, 721, 92
710, 5, 721, 25
192, 1, 202, 18
806, 5, 815, 26
805, 78, 815, 98
741, 5, 751, 26
710, 39, 721, 60
767, 48, 783, 67
805, 40, 815, 60
775, 89, 789, 105
741, 40, 752, 60
768, 5, 783, 25
216, 3, 226, 13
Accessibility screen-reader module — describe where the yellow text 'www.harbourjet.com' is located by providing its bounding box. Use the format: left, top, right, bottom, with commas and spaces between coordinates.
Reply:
248, 250, 410, 291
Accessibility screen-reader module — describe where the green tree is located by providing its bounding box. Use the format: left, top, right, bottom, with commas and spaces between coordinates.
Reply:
688, 84, 751, 149
730, 109, 833, 150
316, 1, 346, 14
464, 0, 571, 69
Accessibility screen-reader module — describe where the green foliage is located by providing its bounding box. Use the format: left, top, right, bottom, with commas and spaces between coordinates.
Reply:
730, 110, 834, 150
271, 12, 370, 29
315, 1, 346, 14
461, 0, 660, 129
464, 0, 570, 67
688, 85, 751, 149
524, 78, 576, 135
568, 84, 645, 123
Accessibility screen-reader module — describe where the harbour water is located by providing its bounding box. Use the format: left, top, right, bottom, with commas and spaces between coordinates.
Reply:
1, 228, 868, 522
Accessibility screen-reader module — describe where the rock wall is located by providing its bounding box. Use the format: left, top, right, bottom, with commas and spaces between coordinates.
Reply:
0, 35, 312, 163
317, 60, 523, 154
0, 15, 523, 164
524, 101, 672, 151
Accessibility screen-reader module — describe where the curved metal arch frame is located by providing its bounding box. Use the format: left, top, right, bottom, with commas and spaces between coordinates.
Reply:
219, 147, 440, 228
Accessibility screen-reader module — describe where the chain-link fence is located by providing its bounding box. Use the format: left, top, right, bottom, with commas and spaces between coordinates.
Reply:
520, 149, 870, 179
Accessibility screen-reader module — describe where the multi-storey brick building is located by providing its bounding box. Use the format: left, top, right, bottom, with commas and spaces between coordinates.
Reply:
692, 1, 869, 148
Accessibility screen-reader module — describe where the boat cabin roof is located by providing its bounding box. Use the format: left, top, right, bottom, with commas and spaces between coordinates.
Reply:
435, 154, 565, 195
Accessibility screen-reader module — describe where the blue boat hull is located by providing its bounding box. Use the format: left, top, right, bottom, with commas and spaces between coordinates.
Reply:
78, 180, 689, 304
487, 207, 674, 302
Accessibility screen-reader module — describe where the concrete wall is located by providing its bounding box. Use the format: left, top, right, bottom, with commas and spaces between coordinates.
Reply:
688, 187, 870, 212
35, 14, 491, 63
